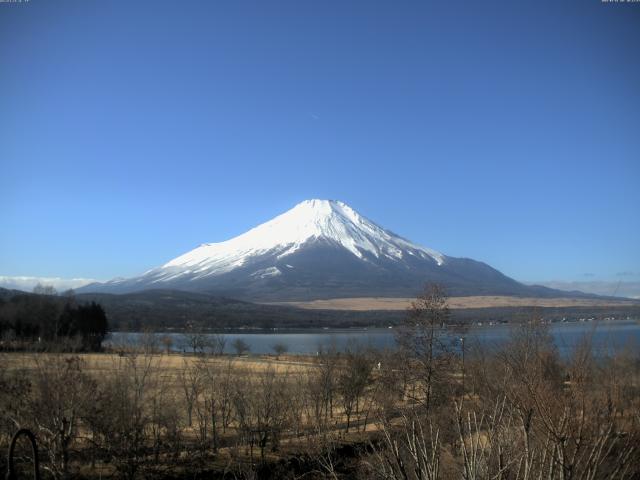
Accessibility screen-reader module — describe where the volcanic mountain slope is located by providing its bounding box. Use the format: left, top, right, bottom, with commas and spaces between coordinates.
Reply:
80, 199, 578, 301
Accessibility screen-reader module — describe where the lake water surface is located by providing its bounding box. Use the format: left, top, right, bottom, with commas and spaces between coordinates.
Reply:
108, 320, 640, 356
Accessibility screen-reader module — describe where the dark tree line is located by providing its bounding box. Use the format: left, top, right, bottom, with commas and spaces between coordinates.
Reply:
0, 289, 108, 351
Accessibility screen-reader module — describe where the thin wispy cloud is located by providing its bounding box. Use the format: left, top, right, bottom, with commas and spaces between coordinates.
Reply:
0, 276, 98, 293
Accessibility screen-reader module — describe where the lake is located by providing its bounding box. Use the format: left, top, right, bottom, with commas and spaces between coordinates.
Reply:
107, 319, 640, 357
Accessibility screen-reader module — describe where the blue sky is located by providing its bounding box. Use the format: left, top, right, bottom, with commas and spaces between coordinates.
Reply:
1, 0, 639, 286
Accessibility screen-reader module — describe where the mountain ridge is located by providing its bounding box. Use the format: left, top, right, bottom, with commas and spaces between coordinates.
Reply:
79, 200, 599, 301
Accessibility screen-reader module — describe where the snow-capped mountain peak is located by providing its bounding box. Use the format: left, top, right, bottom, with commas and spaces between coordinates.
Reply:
161, 199, 444, 278
78, 199, 541, 300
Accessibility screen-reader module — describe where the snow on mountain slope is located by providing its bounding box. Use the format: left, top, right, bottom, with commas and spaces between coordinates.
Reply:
156, 199, 444, 282
79, 199, 547, 300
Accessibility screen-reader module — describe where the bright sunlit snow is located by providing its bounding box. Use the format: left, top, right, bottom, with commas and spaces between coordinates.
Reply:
131, 200, 445, 283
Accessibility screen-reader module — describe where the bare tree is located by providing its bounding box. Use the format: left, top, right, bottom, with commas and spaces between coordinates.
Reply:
179, 358, 202, 427
160, 335, 173, 354
313, 343, 339, 427
85, 353, 160, 480
217, 358, 236, 434
148, 370, 181, 464
210, 333, 227, 356
373, 413, 442, 480
396, 283, 454, 411
192, 357, 234, 454
139, 329, 160, 354
232, 338, 250, 356
18, 355, 95, 479
271, 342, 288, 359
463, 318, 640, 480
337, 346, 372, 433
33, 283, 58, 296
232, 367, 292, 463
184, 323, 208, 355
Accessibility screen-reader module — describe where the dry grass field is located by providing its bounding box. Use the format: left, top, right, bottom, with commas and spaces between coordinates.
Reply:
1, 329, 639, 480
268, 295, 639, 311
1, 350, 374, 477
0, 351, 320, 382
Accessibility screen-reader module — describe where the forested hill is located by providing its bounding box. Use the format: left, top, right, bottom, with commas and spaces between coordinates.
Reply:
2, 288, 639, 332
73, 289, 389, 330
0, 288, 108, 350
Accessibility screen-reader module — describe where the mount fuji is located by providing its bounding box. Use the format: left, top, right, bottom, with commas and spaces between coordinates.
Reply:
79, 199, 567, 301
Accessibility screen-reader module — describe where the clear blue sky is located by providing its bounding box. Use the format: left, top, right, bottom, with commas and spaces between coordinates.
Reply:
1, 0, 639, 284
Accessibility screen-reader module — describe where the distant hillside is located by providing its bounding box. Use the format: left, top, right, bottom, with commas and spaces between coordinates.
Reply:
74, 289, 387, 330
3, 287, 638, 331
76, 289, 640, 331
0, 287, 28, 301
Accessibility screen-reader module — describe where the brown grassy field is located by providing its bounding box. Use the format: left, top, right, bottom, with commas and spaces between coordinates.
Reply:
2, 334, 638, 480
267, 295, 639, 311
0, 351, 319, 376
0, 351, 362, 477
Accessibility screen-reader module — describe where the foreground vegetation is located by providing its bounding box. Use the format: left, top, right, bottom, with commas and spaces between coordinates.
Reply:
0, 286, 638, 479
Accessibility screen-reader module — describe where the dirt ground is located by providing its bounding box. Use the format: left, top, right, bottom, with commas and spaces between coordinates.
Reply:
267, 295, 639, 311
